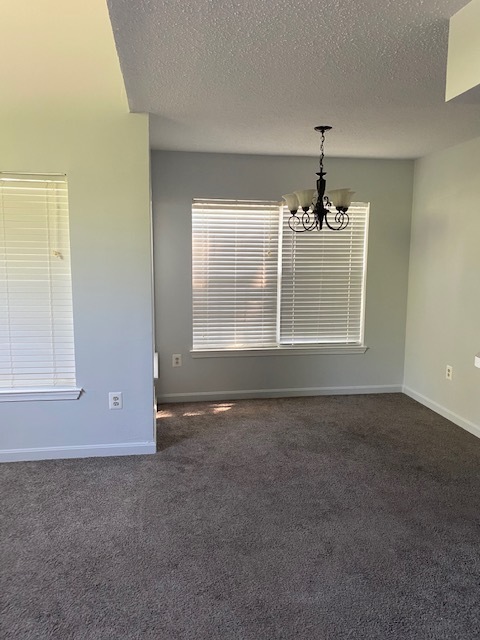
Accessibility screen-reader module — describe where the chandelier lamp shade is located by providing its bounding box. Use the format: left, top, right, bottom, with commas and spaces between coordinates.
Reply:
283, 126, 354, 232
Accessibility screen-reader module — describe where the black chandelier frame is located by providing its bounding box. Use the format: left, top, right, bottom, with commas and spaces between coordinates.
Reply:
287, 126, 350, 233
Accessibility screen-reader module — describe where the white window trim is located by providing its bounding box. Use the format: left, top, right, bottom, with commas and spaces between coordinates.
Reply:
0, 387, 83, 402
191, 345, 368, 358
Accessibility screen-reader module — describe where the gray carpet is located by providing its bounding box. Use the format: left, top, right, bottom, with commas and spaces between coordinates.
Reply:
2, 393, 480, 639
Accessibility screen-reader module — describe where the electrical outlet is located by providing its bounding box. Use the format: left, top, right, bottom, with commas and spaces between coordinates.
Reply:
446, 365, 453, 381
172, 354, 182, 367
109, 391, 123, 409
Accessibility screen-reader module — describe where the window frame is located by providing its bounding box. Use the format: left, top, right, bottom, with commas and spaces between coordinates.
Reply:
0, 171, 82, 402
191, 198, 369, 358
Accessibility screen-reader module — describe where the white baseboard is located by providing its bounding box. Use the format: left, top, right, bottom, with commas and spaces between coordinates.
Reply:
403, 386, 480, 440
158, 384, 403, 404
0, 441, 157, 463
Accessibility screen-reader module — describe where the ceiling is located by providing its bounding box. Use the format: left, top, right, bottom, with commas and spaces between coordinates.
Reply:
107, 0, 480, 159
1, 0, 129, 115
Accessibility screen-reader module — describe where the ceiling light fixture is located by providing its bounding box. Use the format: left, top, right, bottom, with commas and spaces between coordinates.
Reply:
282, 126, 354, 232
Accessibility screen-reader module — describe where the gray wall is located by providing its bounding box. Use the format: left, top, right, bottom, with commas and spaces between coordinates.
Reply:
405, 135, 480, 432
0, 112, 155, 461
153, 151, 414, 401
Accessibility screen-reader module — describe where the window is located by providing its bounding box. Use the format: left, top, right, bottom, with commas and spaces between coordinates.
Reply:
192, 200, 279, 350
0, 173, 80, 400
279, 203, 369, 346
192, 199, 369, 353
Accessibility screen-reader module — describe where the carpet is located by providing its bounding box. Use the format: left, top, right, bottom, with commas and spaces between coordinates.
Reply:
2, 393, 480, 639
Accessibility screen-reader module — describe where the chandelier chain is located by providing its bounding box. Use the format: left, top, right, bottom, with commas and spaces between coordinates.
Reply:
319, 129, 326, 175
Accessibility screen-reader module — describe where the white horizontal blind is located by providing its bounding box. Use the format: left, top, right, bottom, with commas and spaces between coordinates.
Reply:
279, 204, 369, 345
0, 174, 76, 388
192, 199, 279, 349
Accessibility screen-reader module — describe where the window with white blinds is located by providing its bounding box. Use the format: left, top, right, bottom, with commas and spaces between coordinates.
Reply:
192, 199, 369, 351
0, 173, 77, 390
192, 200, 279, 349
280, 204, 369, 345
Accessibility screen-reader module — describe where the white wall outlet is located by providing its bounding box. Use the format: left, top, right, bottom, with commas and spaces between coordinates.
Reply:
109, 391, 123, 409
172, 354, 182, 367
446, 365, 453, 381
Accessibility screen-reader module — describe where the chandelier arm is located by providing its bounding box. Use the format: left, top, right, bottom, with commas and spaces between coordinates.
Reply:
302, 211, 318, 231
323, 209, 350, 231
288, 213, 300, 232
288, 211, 318, 232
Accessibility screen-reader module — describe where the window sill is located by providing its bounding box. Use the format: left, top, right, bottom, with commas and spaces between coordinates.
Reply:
191, 345, 368, 358
0, 387, 83, 402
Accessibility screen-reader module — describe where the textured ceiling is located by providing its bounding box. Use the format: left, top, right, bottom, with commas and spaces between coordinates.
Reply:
107, 0, 480, 158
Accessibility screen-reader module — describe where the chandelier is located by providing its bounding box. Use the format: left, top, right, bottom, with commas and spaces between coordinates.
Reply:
282, 126, 354, 232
